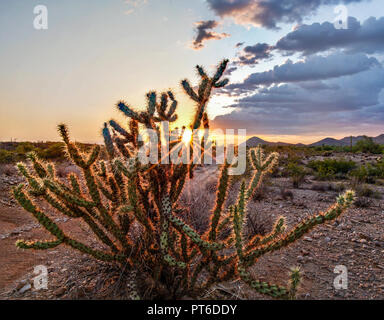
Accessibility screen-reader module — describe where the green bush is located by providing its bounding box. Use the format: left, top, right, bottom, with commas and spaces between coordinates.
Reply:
350, 164, 375, 184
353, 137, 383, 154
350, 159, 384, 184
355, 184, 382, 199
286, 162, 307, 188
0, 149, 16, 164
308, 158, 356, 180
37, 142, 65, 160
374, 159, 384, 178
15, 142, 37, 155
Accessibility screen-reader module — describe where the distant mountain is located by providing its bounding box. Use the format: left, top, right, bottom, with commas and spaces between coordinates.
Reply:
374, 134, 384, 144
309, 138, 350, 147
244, 134, 384, 147
244, 136, 292, 148
245, 136, 269, 147
309, 138, 344, 147
310, 134, 384, 147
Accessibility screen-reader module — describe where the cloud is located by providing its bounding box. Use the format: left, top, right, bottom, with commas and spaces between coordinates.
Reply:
212, 65, 384, 136
224, 66, 238, 75
228, 16, 384, 69
206, 0, 365, 29
275, 16, 384, 55
191, 20, 230, 50
124, 0, 148, 14
227, 52, 379, 89
236, 43, 274, 65
212, 105, 384, 136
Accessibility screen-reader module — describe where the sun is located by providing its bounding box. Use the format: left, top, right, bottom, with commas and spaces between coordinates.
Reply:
182, 129, 193, 144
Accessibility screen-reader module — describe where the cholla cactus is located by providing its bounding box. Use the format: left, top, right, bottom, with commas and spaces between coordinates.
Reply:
13, 60, 355, 299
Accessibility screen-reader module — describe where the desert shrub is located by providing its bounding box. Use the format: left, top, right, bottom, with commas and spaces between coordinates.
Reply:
38, 142, 66, 160
355, 184, 382, 199
354, 196, 372, 208
350, 164, 376, 184
179, 178, 218, 234
13, 60, 356, 300
0, 149, 16, 164
1, 142, 67, 163
350, 159, 384, 184
250, 183, 268, 202
53, 162, 80, 179
308, 158, 356, 180
244, 211, 272, 239
314, 165, 335, 181
280, 188, 294, 201
15, 142, 37, 155
286, 162, 306, 188
375, 158, 384, 176
353, 137, 383, 154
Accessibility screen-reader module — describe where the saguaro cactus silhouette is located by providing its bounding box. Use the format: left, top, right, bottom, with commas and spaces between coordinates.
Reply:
13, 60, 355, 299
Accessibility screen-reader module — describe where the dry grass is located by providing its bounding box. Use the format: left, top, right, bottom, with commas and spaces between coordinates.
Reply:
179, 166, 273, 237
55, 161, 81, 178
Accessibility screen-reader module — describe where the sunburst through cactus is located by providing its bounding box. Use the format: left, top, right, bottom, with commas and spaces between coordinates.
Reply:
13, 60, 355, 299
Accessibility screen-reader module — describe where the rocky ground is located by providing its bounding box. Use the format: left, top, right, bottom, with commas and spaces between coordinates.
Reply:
0, 163, 383, 300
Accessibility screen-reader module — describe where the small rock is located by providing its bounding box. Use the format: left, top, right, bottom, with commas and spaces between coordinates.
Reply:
301, 250, 309, 256
16, 280, 28, 291
54, 287, 66, 297
304, 236, 313, 242
19, 283, 31, 294
84, 284, 94, 293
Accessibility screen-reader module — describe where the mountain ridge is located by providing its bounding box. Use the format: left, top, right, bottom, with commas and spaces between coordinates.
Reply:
244, 134, 384, 147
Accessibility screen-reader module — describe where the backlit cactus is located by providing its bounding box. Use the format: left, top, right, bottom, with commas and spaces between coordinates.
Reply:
13, 59, 355, 299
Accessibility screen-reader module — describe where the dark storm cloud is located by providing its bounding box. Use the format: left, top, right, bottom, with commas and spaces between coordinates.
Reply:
192, 20, 230, 50
275, 16, 384, 55
206, 0, 365, 29
227, 53, 379, 89
212, 106, 384, 136
224, 66, 238, 75
236, 43, 274, 65
212, 66, 384, 135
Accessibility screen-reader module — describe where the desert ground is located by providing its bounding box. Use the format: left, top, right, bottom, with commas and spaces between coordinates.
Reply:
0, 152, 383, 300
